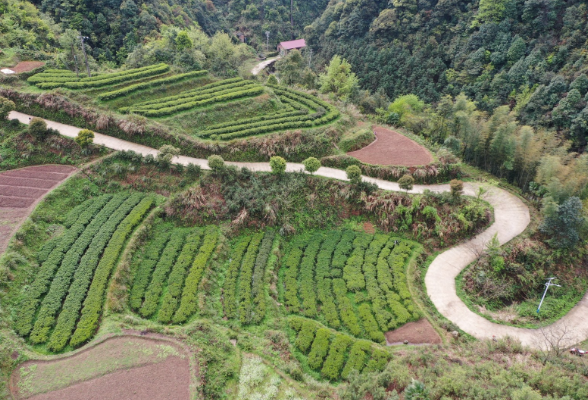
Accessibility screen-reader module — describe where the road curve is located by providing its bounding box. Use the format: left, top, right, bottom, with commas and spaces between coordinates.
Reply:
251, 57, 280, 76
8, 111, 588, 349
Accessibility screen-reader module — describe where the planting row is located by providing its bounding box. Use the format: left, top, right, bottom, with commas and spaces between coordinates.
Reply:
281, 230, 420, 343
223, 231, 276, 324
289, 317, 390, 381
97, 70, 208, 101
29, 63, 170, 90
129, 224, 218, 324
15, 193, 154, 351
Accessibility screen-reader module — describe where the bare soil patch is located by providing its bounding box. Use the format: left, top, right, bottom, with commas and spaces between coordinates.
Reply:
347, 126, 433, 167
12, 61, 45, 74
0, 165, 76, 254
386, 319, 442, 345
11, 336, 190, 400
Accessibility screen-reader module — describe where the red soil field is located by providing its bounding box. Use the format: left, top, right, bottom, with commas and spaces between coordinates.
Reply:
0, 165, 76, 254
386, 319, 442, 345
12, 61, 45, 73
347, 127, 433, 167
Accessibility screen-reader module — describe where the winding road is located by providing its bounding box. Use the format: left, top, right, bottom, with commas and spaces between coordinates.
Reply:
8, 111, 588, 349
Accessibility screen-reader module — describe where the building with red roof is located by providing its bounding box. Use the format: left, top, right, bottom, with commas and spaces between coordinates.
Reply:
277, 39, 306, 55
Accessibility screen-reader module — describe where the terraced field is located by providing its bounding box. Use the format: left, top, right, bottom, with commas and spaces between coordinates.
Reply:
14, 193, 154, 351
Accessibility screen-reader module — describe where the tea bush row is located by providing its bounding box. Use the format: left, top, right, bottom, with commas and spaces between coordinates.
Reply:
308, 328, 331, 370
223, 236, 252, 319
250, 230, 275, 324
173, 225, 219, 323
340, 340, 371, 379
70, 196, 154, 348
343, 233, 373, 292
315, 231, 342, 329
283, 236, 308, 310
299, 233, 324, 318
321, 333, 353, 380
97, 70, 208, 101
236, 233, 264, 324
28, 194, 132, 344
45, 194, 149, 351
15, 194, 115, 337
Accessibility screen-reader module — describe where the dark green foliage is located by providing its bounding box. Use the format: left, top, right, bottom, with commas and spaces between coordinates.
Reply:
540, 197, 587, 249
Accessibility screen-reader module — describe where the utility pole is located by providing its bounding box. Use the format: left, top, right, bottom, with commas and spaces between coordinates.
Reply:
537, 277, 561, 314
290, 0, 294, 40
71, 43, 79, 78
265, 31, 270, 54
79, 35, 91, 78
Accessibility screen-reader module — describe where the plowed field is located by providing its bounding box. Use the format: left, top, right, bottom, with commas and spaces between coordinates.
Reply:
0, 165, 76, 254
347, 126, 433, 167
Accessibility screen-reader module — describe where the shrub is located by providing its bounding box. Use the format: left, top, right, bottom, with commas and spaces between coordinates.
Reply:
398, 175, 415, 192
298, 234, 323, 318
267, 75, 278, 85
29, 117, 48, 139
341, 340, 371, 379
450, 179, 464, 199
321, 334, 353, 380
269, 156, 287, 175
346, 165, 362, 184
208, 155, 225, 172
295, 320, 319, 353
308, 328, 331, 370
186, 163, 202, 178
303, 157, 321, 174
364, 348, 390, 373
0, 96, 15, 120
75, 129, 94, 148
404, 379, 430, 400
157, 144, 180, 167
223, 236, 252, 319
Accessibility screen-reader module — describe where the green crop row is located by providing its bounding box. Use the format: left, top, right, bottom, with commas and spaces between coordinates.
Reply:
129, 231, 172, 311
315, 231, 343, 330
29, 194, 131, 344
70, 196, 154, 348
333, 278, 362, 337
283, 236, 307, 310
363, 235, 394, 332
357, 303, 385, 343
62, 197, 97, 228
364, 348, 391, 373
130, 86, 264, 117
201, 111, 314, 139
295, 320, 319, 353
172, 226, 218, 324
223, 236, 252, 319
267, 85, 337, 113
308, 328, 331, 370
236, 232, 264, 324
15, 194, 120, 338
97, 70, 208, 101
299, 233, 324, 318
332, 231, 355, 270
250, 230, 276, 325
45, 193, 146, 351
127, 77, 244, 108
30, 64, 163, 84
140, 230, 188, 318
128, 80, 257, 112
158, 229, 204, 323
343, 233, 373, 292
35, 64, 169, 90
340, 340, 371, 379
321, 333, 353, 380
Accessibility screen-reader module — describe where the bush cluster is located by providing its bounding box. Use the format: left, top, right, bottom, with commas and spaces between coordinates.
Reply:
223, 236, 251, 319
97, 70, 208, 101
173, 225, 218, 323
294, 320, 319, 353
307, 328, 331, 370
343, 233, 372, 292
333, 278, 362, 337
321, 334, 353, 380
340, 340, 371, 379
250, 231, 276, 324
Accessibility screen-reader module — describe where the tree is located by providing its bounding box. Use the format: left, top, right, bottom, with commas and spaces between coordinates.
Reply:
346, 165, 362, 184
319, 55, 359, 100
450, 179, 464, 199
75, 129, 94, 148
276, 49, 305, 86
0, 96, 15, 121
398, 175, 415, 192
29, 118, 48, 139
270, 156, 287, 175
303, 157, 321, 174
175, 31, 193, 52
570, 74, 588, 96
507, 36, 526, 63
208, 155, 225, 172
540, 196, 586, 249
472, 0, 509, 26
157, 144, 180, 167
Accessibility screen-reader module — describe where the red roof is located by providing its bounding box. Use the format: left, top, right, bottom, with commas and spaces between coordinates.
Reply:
278, 39, 307, 50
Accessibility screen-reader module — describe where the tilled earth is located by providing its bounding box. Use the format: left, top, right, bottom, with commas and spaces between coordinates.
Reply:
0, 165, 76, 253
386, 319, 442, 345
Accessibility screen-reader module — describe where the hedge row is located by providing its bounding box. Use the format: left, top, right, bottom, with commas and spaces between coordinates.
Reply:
299, 233, 324, 318
63, 197, 98, 228
16, 194, 115, 337
294, 320, 319, 353
131, 86, 264, 117
172, 226, 218, 323
97, 70, 208, 101
283, 236, 307, 310
158, 229, 204, 323
357, 303, 385, 343
333, 278, 362, 337
321, 334, 353, 380
30, 64, 163, 84
236, 232, 264, 324
223, 236, 252, 319
250, 230, 276, 324
315, 231, 342, 329
46, 194, 146, 351
340, 340, 371, 379
129, 231, 172, 311
332, 231, 355, 271
28, 194, 132, 344
343, 233, 373, 292
387, 241, 420, 322
140, 230, 188, 318
70, 196, 154, 348
128, 80, 258, 112
35, 64, 169, 89
363, 235, 395, 332
308, 328, 331, 370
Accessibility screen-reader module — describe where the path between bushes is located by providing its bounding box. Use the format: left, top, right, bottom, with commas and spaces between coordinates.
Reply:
8, 111, 588, 349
